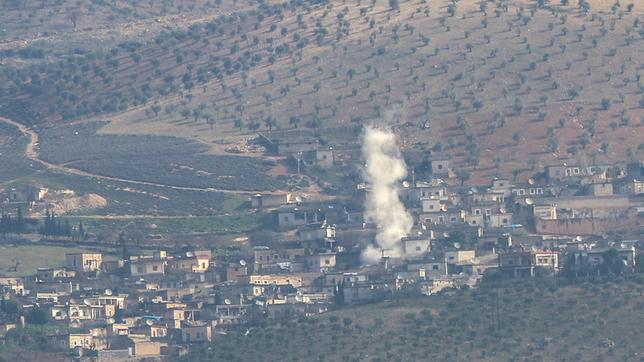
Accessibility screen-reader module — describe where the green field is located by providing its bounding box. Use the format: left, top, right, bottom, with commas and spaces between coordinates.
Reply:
38, 122, 287, 191
184, 276, 644, 362
0, 243, 103, 276
1, 120, 251, 217
67, 213, 263, 239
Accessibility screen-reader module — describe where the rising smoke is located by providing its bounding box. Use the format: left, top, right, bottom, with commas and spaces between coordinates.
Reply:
361, 126, 413, 264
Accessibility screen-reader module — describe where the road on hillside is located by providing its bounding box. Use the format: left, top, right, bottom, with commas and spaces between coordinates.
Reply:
0, 116, 275, 195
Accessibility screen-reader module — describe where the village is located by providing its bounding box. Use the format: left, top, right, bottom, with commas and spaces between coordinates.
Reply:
0, 130, 643, 361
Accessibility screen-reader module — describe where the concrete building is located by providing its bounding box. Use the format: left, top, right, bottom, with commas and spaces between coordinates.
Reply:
588, 183, 613, 196
65, 253, 103, 273
498, 249, 559, 277
401, 236, 431, 258
251, 193, 294, 208
181, 324, 212, 343
546, 164, 611, 182
130, 258, 165, 277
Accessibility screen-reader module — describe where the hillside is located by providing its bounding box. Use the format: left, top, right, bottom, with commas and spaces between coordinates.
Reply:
183, 276, 644, 362
0, 0, 642, 188
0, 1, 256, 49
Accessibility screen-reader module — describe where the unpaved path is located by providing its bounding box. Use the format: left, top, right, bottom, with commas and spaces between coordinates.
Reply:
0, 116, 275, 195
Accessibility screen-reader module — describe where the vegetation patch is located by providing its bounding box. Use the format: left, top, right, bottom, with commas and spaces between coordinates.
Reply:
0, 243, 98, 276
184, 276, 644, 361
38, 122, 286, 191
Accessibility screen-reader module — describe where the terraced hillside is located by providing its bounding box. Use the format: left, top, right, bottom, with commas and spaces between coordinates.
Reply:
1, 0, 642, 186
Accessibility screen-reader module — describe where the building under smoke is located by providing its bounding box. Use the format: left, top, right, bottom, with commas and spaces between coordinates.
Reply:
361, 126, 414, 264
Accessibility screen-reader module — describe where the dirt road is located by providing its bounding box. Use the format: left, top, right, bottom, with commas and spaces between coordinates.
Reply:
0, 116, 273, 195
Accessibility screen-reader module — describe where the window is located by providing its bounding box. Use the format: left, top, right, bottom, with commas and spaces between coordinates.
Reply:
475, 209, 481, 215
437, 164, 443, 169
153, 265, 158, 271
325, 259, 330, 265
137, 266, 143, 273
502, 218, 508, 224
485, 209, 491, 216
432, 265, 439, 270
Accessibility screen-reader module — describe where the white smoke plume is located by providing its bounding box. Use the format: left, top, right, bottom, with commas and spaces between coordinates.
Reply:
361, 126, 413, 264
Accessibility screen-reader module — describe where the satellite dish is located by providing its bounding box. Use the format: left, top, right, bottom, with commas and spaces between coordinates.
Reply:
239, 260, 247, 267
83, 299, 92, 306
402, 181, 411, 188
107, 318, 115, 325
528, 178, 534, 185
500, 207, 506, 214
295, 196, 303, 203
186, 251, 194, 257
104, 289, 113, 296
146, 319, 154, 326
453, 242, 462, 249
575, 236, 583, 242
524, 198, 534, 205
224, 299, 232, 305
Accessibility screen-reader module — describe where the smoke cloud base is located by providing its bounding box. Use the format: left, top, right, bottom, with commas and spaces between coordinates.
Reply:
361, 126, 413, 264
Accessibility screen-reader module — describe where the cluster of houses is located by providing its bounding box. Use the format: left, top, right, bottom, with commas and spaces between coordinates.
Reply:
0, 158, 640, 360
0, 185, 103, 218
0, 185, 49, 207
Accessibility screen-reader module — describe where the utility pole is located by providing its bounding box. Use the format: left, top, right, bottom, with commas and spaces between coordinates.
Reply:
297, 152, 302, 174
495, 288, 501, 333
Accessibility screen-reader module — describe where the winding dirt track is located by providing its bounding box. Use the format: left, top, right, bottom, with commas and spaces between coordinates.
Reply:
0, 116, 270, 195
